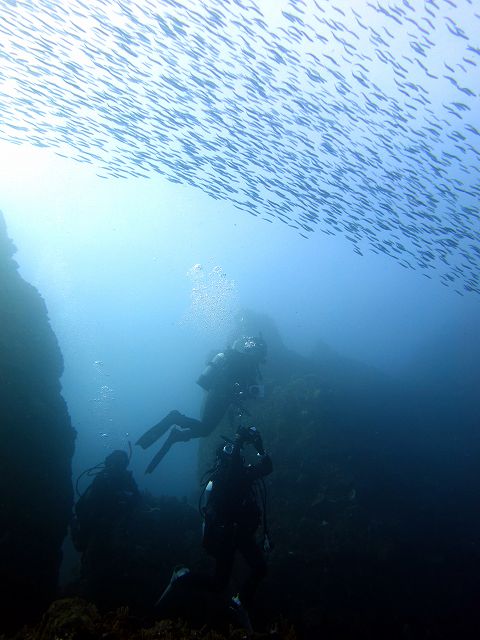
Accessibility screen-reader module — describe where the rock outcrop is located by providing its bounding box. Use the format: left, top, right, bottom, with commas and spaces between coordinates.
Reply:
198, 309, 480, 638
0, 211, 76, 631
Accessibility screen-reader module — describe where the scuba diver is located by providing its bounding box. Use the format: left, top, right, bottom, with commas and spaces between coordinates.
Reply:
136, 335, 267, 473
156, 425, 272, 630
201, 425, 273, 615
70, 449, 140, 606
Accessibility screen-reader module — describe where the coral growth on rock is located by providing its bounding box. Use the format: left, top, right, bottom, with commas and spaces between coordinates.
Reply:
3, 597, 297, 640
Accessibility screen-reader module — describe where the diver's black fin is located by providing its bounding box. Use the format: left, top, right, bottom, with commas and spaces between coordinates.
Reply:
155, 566, 190, 607
136, 411, 181, 449
145, 445, 170, 473
229, 595, 253, 633
136, 424, 165, 450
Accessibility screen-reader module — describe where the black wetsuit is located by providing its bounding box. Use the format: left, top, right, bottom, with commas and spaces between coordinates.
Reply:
202, 451, 273, 607
72, 469, 140, 604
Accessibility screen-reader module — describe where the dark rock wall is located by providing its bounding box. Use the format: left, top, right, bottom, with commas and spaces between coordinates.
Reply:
0, 212, 76, 630
198, 310, 480, 638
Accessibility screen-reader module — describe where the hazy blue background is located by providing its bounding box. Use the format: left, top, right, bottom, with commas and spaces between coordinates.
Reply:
1, 0, 479, 501
1, 139, 479, 499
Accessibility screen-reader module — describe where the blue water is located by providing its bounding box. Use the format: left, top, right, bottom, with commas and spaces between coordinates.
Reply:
1, 0, 479, 501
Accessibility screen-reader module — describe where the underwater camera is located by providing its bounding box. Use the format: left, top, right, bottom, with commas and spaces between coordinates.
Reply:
236, 425, 265, 455
248, 384, 265, 399
221, 426, 265, 457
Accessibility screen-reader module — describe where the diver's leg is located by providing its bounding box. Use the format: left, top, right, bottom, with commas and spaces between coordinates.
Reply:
151, 389, 230, 443
136, 410, 183, 449
174, 413, 203, 430
211, 547, 235, 595
136, 409, 205, 449
237, 536, 267, 608
196, 388, 232, 437
143, 389, 232, 472
143, 405, 220, 473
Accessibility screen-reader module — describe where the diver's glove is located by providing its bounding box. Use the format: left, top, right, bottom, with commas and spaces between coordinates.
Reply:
234, 425, 265, 454
247, 426, 265, 455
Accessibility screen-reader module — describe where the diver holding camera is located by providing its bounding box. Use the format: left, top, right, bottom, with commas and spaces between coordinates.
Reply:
201, 425, 273, 616
220, 425, 266, 456
155, 425, 272, 630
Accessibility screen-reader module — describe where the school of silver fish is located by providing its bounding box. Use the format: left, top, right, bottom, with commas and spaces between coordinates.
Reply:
0, 0, 479, 293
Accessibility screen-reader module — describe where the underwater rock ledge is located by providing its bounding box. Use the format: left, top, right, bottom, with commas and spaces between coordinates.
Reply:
0, 596, 297, 640
0, 211, 76, 632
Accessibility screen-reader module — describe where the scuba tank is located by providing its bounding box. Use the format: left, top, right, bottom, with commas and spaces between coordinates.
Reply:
196, 352, 226, 391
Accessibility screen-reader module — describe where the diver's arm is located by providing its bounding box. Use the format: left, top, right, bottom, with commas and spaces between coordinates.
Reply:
258, 452, 273, 476
247, 452, 273, 481
237, 427, 272, 479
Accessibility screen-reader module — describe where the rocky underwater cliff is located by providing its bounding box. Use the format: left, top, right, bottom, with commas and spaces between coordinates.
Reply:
0, 212, 76, 631
197, 311, 480, 639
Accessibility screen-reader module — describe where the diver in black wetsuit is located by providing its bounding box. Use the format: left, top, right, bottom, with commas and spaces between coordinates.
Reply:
202, 426, 273, 611
70, 450, 140, 606
156, 426, 272, 630
136, 336, 267, 473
